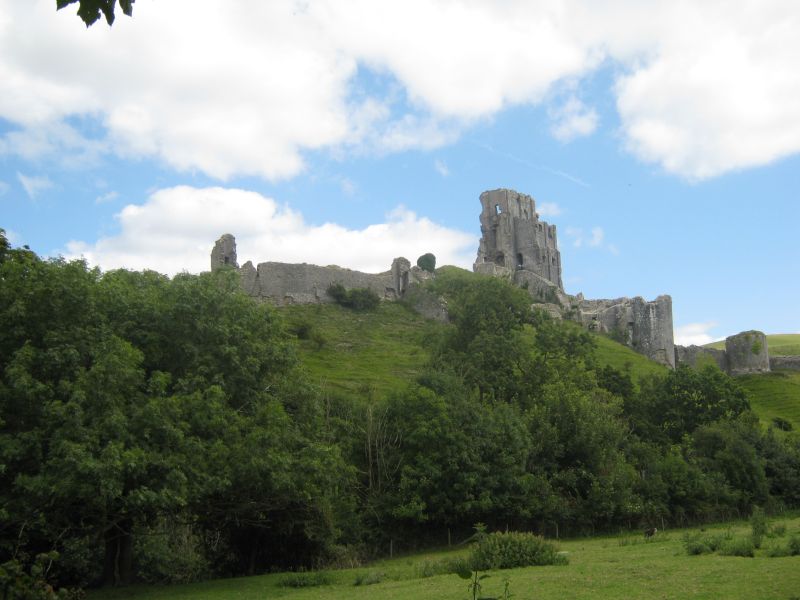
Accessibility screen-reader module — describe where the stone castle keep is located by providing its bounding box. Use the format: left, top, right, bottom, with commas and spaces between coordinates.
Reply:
211, 188, 790, 373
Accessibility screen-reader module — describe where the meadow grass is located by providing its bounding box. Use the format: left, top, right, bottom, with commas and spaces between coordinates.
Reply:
591, 332, 669, 382
738, 370, 800, 430
281, 302, 435, 399
89, 517, 800, 600
705, 333, 800, 356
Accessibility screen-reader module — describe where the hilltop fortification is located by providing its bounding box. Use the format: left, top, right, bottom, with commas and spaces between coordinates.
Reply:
472, 188, 675, 367
211, 188, 678, 367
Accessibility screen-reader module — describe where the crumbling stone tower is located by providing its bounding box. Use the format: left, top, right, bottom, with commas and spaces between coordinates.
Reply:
473, 189, 563, 289
473, 188, 675, 368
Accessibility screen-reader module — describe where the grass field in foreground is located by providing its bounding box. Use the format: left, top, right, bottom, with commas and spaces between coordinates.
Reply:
706, 333, 800, 356
90, 517, 800, 600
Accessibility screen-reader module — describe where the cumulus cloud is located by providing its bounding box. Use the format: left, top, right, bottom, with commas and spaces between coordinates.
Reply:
17, 172, 53, 199
95, 191, 118, 204
675, 322, 719, 346
536, 202, 561, 218
2, 1, 799, 180
549, 96, 598, 142
565, 226, 611, 251
64, 186, 477, 276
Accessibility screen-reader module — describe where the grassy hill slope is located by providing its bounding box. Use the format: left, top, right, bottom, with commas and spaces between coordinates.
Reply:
737, 371, 800, 430
282, 302, 434, 399
281, 300, 669, 400
281, 299, 797, 430
706, 333, 800, 356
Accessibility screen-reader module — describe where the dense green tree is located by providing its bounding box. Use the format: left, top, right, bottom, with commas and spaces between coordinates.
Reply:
431, 276, 533, 402
416, 253, 436, 273
634, 365, 750, 443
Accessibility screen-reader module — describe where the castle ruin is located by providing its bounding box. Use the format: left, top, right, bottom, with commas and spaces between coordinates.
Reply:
210, 187, 796, 373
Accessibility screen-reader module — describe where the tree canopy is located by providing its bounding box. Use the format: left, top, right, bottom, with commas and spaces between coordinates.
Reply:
56, 0, 134, 27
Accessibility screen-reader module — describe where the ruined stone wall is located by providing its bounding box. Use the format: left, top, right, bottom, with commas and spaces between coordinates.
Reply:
211, 234, 431, 307
674, 345, 728, 371
770, 356, 800, 371
576, 295, 676, 368
473, 189, 563, 289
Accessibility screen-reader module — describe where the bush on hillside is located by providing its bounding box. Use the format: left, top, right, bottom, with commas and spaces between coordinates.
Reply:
327, 283, 380, 311
416, 253, 436, 273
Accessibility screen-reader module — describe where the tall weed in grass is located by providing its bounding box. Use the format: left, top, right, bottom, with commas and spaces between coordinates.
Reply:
353, 571, 385, 586
750, 507, 767, 548
683, 530, 734, 555
718, 537, 755, 557
278, 571, 332, 588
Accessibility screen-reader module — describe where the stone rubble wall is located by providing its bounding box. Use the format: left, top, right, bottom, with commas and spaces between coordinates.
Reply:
674, 345, 728, 371
769, 356, 800, 371
212, 234, 437, 309
573, 294, 676, 368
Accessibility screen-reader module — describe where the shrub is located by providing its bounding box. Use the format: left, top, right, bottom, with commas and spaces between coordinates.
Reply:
0, 554, 85, 600
718, 537, 755, 557
291, 320, 314, 340
789, 535, 800, 556
353, 570, 385, 586
416, 253, 436, 273
683, 534, 712, 556
327, 283, 380, 311
770, 523, 787, 537
470, 531, 566, 570
772, 417, 793, 431
415, 556, 472, 578
278, 571, 332, 588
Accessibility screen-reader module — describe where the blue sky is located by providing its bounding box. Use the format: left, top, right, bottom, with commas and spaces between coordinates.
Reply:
1, 0, 798, 344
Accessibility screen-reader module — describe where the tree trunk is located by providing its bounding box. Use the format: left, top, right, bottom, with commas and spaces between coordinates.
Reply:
103, 520, 133, 586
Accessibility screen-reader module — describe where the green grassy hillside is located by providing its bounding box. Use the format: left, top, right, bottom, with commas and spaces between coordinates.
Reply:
591, 331, 668, 380
281, 301, 668, 401
282, 300, 797, 431
737, 371, 800, 430
90, 516, 800, 600
706, 333, 800, 356
282, 302, 434, 398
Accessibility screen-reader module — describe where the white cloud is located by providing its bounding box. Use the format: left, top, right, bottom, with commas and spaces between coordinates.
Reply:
565, 225, 616, 253
549, 96, 598, 142
607, 2, 800, 179
675, 321, 719, 346
2, 1, 800, 180
536, 202, 561, 218
16, 172, 53, 199
95, 191, 118, 204
64, 186, 477, 276
588, 226, 604, 247
434, 159, 450, 177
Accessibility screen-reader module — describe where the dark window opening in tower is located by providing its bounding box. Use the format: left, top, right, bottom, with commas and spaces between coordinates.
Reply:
224, 257, 230, 264
516, 253, 523, 268
495, 252, 505, 266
